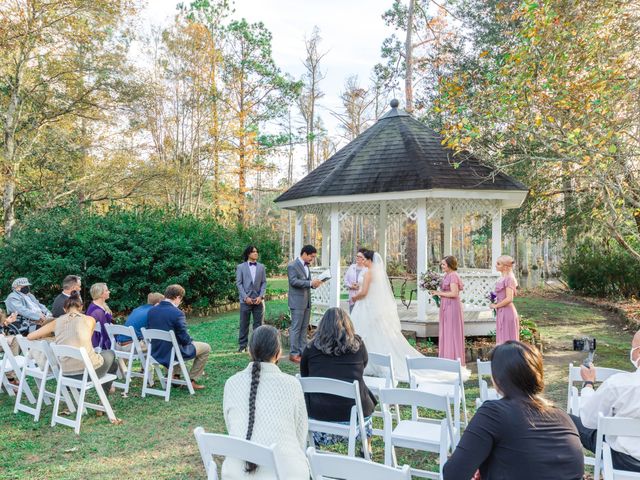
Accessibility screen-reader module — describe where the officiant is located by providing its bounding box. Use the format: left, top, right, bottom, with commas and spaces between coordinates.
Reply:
344, 247, 368, 313
236, 245, 267, 353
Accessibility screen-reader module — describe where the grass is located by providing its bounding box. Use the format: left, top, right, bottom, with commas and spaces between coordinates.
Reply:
0, 292, 635, 479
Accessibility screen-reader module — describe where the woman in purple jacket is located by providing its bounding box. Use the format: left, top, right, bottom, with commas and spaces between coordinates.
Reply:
87, 282, 113, 350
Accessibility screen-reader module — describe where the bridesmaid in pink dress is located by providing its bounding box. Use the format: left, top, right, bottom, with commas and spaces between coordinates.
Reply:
430, 256, 466, 365
490, 255, 520, 345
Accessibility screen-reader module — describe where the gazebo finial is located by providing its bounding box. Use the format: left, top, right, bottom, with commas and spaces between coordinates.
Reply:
390, 98, 400, 108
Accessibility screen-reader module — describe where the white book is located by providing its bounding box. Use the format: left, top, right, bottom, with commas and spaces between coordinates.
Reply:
317, 270, 331, 282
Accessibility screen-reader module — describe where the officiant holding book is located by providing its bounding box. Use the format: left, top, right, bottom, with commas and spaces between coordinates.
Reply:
287, 244, 324, 363
236, 245, 267, 353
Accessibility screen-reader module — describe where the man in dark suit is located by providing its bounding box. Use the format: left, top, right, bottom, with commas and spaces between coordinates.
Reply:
236, 245, 267, 353
287, 244, 322, 363
147, 284, 211, 390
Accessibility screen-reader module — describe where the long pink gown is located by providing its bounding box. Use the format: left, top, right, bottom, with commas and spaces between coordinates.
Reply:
495, 276, 519, 345
438, 272, 466, 365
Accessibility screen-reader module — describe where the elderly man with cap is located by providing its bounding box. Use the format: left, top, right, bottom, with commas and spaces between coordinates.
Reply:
4, 277, 52, 334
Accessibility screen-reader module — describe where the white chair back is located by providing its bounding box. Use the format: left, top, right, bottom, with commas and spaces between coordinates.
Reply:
297, 375, 370, 459
603, 443, 640, 480
49, 344, 116, 433
193, 427, 284, 480
476, 360, 500, 407
406, 355, 468, 442
567, 363, 626, 414
0, 334, 35, 403
307, 446, 411, 480
104, 323, 147, 394
141, 327, 194, 400
595, 416, 640, 480
365, 352, 398, 390
379, 387, 455, 477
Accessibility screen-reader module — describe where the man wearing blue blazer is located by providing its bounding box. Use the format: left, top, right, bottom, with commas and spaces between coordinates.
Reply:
147, 284, 211, 390
236, 245, 267, 353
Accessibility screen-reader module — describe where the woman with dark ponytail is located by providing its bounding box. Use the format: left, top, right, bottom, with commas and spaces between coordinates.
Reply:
222, 325, 309, 479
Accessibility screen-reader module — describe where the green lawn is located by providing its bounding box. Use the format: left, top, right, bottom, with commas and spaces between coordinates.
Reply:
0, 293, 634, 479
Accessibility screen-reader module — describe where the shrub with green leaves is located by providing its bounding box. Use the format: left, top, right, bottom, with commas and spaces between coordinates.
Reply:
562, 238, 640, 298
0, 208, 282, 312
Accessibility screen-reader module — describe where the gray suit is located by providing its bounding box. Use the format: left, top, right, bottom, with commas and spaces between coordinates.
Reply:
236, 261, 267, 349
288, 258, 312, 356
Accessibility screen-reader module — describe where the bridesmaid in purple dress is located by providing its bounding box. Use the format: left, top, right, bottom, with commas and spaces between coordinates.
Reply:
430, 256, 466, 365
490, 255, 519, 345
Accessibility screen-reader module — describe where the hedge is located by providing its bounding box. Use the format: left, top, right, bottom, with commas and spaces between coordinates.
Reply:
562, 238, 640, 298
0, 208, 282, 312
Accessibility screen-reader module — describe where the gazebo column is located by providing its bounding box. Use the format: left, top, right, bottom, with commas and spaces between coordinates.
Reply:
491, 207, 503, 273
294, 210, 303, 259
329, 206, 341, 307
443, 201, 452, 256
378, 202, 387, 264
416, 199, 428, 321
321, 215, 330, 267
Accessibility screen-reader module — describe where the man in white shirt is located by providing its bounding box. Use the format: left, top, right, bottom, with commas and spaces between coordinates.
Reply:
570, 329, 640, 473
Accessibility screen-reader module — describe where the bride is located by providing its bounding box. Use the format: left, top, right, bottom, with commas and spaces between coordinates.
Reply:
350, 250, 469, 383
350, 250, 425, 382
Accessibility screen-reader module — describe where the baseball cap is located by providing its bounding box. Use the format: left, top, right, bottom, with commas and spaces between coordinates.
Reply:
12, 277, 32, 289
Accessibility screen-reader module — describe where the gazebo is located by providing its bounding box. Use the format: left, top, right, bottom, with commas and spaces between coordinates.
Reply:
275, 100, 528, 336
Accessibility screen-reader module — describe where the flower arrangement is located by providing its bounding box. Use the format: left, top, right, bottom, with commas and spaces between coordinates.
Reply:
419, 270, 443, 307
486, 291, 497, 317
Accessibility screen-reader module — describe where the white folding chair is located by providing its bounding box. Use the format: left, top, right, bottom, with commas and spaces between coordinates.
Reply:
363, 352, 400, 435
379, 387, 455, 479
567, 363, 625, 415
104, 324, 147, 394
307, 446, 411, 480
50, 344, 117, 434
141, 327, 194, 401
297, 375, 370, 460
193, 427, 284, 480
0, 334, 36, 403
475, 359, 500, 408
590, 416, 640, 480
406, 356, 467, 445
604, 443, 640, 480
13, 337, 74, 421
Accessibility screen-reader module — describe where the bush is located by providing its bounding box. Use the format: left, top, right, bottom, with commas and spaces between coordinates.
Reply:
562, 238, 640, 298
0, 208, 283, 312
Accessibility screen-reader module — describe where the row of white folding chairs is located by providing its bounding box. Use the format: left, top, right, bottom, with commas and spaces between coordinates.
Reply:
0, 333, 116, 434
363, 353, 468, 446
298, 373, 455, 478
194, 427, 412, 480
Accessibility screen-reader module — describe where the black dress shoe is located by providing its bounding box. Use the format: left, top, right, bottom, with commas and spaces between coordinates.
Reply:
237, 346, 247, 353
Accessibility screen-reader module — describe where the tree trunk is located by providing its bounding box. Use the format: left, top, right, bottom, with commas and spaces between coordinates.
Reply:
404, 0, 415, 113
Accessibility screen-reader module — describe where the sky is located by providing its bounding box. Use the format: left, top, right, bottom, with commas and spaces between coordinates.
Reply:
141, 0, 400, 134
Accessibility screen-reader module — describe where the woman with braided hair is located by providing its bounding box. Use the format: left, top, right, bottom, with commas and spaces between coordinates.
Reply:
222, 325, 309, 479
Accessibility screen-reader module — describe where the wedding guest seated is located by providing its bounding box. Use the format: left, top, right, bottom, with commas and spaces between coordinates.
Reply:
87, 282, 113, 350
5, 277, 52, 334
51, 275, 82, 318
223, 325, 309, 479
443, 341, 584, 480
569, 329, 640, 473
1, 310, 20, 381
300, 307, 376, 448
147, 284, 211, 390
114, 292, 164, 352
27, 292, 119, 397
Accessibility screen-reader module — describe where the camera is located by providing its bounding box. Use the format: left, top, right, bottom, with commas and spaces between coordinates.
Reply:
573, 337, 596, 367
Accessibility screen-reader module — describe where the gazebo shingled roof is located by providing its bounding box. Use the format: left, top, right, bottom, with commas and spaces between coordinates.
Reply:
275, 103, 527, 204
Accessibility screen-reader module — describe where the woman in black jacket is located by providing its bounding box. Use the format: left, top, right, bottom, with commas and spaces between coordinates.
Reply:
300, 307, 376, 447
443, 341, 584, 480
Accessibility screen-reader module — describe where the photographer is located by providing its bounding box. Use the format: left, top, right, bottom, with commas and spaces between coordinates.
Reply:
570, 329, 640, 473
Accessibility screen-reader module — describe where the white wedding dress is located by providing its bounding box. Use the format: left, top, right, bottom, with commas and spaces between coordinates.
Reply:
350, 253, 469, 383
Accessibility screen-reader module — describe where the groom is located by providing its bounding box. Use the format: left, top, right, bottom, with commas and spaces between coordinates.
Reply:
287, 244, 322, 363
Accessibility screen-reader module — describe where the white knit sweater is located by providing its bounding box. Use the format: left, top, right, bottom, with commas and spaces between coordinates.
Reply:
222, 362, 309, 480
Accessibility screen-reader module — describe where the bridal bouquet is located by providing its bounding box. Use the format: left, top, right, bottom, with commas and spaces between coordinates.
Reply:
486, 291, 497, 317
419, 270, 443, 307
